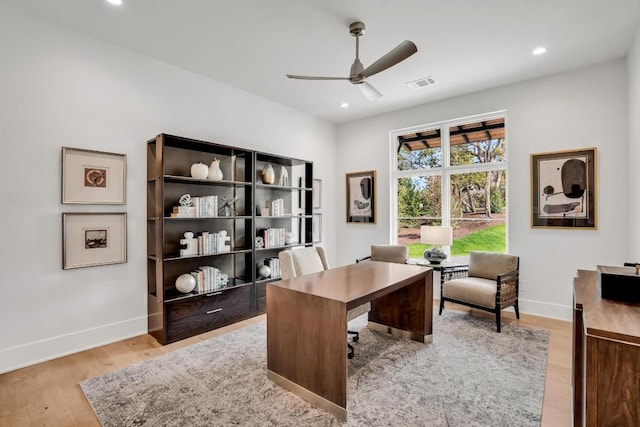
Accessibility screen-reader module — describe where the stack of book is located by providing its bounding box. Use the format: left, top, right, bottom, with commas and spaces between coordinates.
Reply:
266, 198, 285, 216
264, 257, 281, 279
191, 266, 225, 292
171, 195, 219, 218
179, 230, 231, 257
259, 228, 286, 248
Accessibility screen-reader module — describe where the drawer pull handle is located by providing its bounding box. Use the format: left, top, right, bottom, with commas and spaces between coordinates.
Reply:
206, 308, 222, 315
205, 292, 222, 297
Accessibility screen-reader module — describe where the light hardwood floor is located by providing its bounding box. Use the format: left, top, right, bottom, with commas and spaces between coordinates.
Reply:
0, 305, 573, 426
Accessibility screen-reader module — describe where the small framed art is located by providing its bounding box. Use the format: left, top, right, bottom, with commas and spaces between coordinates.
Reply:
531, 147, 597, 229
346, 170, 376, 223
62, 212, 127, 269
62, 147, 126, 204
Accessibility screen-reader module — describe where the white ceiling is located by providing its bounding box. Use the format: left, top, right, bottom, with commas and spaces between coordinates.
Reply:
5, 0, 640, 124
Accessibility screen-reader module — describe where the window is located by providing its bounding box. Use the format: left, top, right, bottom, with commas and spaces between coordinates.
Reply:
391, 113, 507, 262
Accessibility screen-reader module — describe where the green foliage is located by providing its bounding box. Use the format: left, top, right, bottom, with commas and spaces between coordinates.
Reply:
490, 190, 504, 214
406, 223, 506, 258
451, 224, 506, 255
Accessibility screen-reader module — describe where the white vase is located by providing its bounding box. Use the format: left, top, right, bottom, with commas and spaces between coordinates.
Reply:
190, 163, 208, 179
208, 159, 223, 181
262, 163, 275, 184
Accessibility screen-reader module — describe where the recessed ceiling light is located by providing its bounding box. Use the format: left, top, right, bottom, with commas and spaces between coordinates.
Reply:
107, 0, 122, 5
532, 47, 547, 55
340, 102, 349, 108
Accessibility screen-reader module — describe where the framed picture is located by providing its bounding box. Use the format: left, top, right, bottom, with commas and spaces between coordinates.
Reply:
312, 213, 322, 243
531, 147, 597, 229
312, 179, 322, 209
62, 147, 126, 204
63, 213, 127, 269
346, 170, 376, 223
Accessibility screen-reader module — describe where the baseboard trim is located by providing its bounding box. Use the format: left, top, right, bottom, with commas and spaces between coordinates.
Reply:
0, 316, 147, 374
435, 297, 573, 322
517, 298, 572, 321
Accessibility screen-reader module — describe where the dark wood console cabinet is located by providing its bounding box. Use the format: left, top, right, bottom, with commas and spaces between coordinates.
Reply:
147, 134, 313, 344
573, 270, 640, 426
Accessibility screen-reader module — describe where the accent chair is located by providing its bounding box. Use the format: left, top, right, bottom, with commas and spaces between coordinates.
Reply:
356, 244, 409, 264
439, 251, 520, 332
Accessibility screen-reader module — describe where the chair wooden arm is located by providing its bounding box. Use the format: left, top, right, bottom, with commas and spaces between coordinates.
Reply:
440, 265, 469, 285
496, 269, 519, 306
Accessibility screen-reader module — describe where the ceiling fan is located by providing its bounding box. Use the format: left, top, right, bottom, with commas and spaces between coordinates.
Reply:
286, 21, 418, 100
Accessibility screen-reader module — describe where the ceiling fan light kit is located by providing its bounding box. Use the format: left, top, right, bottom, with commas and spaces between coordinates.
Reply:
286, 21, 417, 100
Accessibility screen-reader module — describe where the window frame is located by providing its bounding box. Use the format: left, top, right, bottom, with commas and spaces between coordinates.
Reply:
389, 111, 509, 258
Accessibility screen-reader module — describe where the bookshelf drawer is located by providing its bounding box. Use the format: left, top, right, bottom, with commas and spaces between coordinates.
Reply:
166, 297, 251, 342
166, 286, 250, 322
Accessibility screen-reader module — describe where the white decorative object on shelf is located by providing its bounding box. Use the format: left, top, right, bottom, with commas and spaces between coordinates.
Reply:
190, 163, 208, 179
284, 232, 295, 245
255, 236, 264, 249
175, 274, 196, 293
179, 194, 192, 206
262, 163, 275, 184
278, 166, 289, 186
258, 264, 271, 279
208, 158, 223, 181
218, 230, 231, 252
180, 231, 198, 257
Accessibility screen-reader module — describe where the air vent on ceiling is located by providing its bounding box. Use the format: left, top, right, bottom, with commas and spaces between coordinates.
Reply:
406, 76, 437, 89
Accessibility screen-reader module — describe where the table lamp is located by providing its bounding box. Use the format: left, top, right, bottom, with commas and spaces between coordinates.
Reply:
420, 226, 453, 264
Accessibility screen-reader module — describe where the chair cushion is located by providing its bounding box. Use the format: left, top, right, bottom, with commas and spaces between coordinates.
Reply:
370, 245, 408, 264
442, 277, 497, 309
291, 248, 326, 276
468, 251, 518, 280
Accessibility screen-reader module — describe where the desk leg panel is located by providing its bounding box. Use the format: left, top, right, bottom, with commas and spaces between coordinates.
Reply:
267, 285, 347, 412
369, 271, 433, 341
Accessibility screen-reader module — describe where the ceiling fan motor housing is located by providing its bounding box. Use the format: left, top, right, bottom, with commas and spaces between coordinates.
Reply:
349, 21, 365, 36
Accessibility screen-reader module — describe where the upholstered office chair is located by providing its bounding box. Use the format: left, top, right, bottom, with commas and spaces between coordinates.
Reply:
278, 247, 371, 359
439, 251, 520, 332
356, 244, 409, 264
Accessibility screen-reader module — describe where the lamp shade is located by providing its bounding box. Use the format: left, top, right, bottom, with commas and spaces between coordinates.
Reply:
420, 226, 453, 246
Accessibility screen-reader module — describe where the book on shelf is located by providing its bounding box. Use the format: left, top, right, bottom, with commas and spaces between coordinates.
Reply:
190, 265, 223, 292
171, 195, 218, 218
265, 198, 285, 216
258, 227, 286, 248
264, 257, 281, 279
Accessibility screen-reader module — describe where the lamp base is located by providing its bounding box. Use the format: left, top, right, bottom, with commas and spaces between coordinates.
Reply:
424, 247, 447, 265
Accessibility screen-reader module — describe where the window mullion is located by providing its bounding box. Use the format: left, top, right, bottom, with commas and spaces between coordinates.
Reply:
442, 124, 450, 228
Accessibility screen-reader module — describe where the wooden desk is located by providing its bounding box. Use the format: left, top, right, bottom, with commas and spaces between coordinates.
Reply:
573, 270, 640, 426
267, 261, 433, 420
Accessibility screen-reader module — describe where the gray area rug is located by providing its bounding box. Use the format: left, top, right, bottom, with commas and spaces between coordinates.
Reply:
81, 311, 549, 426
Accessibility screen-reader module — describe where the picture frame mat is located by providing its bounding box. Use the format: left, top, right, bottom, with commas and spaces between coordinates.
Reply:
63, 212, 127, 269
62, 147, 126, 204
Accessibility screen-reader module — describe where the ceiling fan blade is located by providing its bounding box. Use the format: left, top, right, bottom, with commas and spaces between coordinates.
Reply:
286, 74, 349, 80
360, 40, 417, 78
359, 81, 383, 101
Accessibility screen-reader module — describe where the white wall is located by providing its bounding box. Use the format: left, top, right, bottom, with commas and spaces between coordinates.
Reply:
629, 28, 640, 261
0, 3, 336, 373
336, 60, 629, 320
